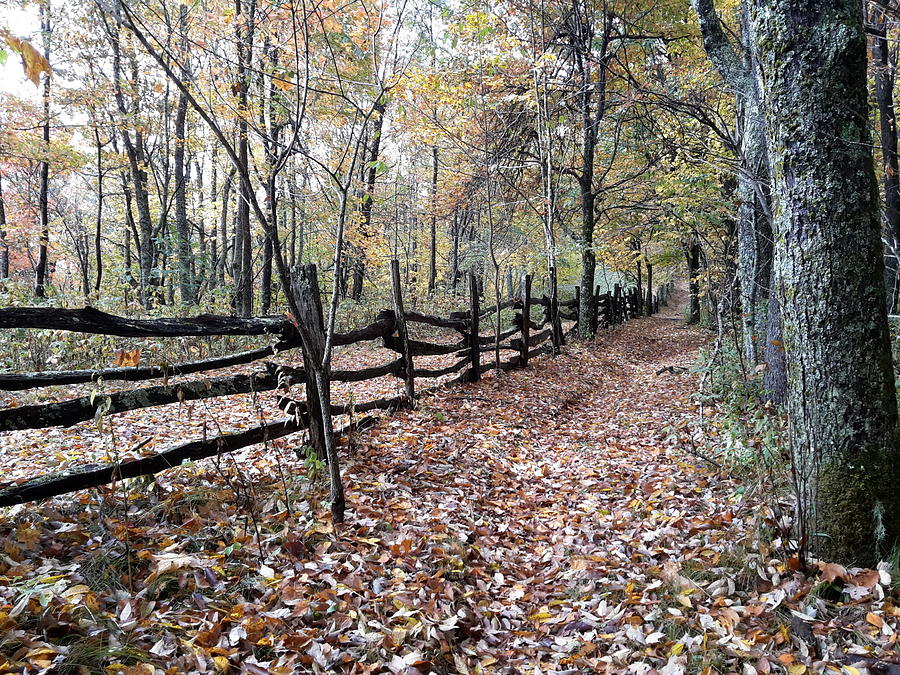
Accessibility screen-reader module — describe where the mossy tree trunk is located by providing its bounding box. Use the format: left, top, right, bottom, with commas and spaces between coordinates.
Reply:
752, 0, 900, 565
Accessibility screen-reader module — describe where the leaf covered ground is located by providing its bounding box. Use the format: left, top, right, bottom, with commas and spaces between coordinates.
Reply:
1, 299, 899, 674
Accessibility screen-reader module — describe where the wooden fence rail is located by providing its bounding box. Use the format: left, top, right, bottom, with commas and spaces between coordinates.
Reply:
0, 266, 674, 507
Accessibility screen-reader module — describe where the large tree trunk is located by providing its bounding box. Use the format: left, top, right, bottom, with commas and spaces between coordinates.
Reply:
753, 0, 900, 565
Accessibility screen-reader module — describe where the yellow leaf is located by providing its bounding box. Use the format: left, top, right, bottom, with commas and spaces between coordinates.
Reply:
62, 584, 91, 599
212, 656, 230, 672
668, 642, 685, 657
788, 665, 807, 675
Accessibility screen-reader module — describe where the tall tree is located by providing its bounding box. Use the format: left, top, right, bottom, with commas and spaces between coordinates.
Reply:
692, 0, 775, 368
34, 0, 52, 298
752, 0, 900, 565
172, 2, 195, 306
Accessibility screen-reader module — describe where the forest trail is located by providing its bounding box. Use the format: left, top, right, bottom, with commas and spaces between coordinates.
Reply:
3, 297, 840, 674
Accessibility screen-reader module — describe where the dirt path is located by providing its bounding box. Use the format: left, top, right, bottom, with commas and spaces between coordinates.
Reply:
327, 295, 756, 672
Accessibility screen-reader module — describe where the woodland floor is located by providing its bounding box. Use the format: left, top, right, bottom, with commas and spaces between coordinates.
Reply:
1, 292, 899, 674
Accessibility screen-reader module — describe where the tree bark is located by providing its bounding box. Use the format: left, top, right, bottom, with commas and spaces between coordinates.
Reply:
871, 5, 900, 312
752, 0, 900, 565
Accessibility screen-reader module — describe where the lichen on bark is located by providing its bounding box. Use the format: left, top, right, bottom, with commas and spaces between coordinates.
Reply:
751, 0, 900, 565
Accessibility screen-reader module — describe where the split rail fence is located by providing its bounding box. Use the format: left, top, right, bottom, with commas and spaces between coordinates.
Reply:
0, 261, 673, 507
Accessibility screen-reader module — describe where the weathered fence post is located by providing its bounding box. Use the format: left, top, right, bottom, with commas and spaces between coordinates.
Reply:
613, 283, 622, 325
390, 260, 415, 404
550, 266, 562, 354
467, 271, 480, 382
521, 273, 532, 366
574, 285, 581, 335
645, 263, 653, 316
594, 285, 601, 330
293, 263, 345, 523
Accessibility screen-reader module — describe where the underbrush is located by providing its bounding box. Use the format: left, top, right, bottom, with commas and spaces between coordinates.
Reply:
692, 341, 789, 483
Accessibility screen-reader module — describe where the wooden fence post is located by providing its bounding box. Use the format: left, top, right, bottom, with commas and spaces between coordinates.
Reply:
293, 263, 345, 522
613, 283, 622, 325
390, 260, 415, 403
574, 285, 581, 335
594, 285, 601, 330
468, 271, 480, 381
550, 266, 562, 354
521, 273, 532, 366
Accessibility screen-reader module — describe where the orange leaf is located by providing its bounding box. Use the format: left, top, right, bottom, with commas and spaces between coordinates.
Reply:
866, 611, 884, 628
818, 561, 847, 583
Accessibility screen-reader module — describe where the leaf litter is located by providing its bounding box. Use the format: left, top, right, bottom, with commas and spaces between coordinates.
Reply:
0, 301, 898, 673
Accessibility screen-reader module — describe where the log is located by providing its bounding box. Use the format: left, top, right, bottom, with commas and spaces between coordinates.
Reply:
0, 306, 293, 338
382, 334, 464, 356
476, 325, 519, 345
409, 358, 470, 379
478, 297, 515, 318
510, 327, 552, 351
0, 415, 377, 508
0, 340, 299, 391
0, 371, 279, 431
405, 310, 469, 331
267, 359, 404, 385
333, 311, 394, 345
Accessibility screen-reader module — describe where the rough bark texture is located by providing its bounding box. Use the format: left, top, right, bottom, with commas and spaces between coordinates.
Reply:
0, 306, 293, 337
871, 7, 900, 312
293, 264, 344, 522
753, 0, 900, 565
